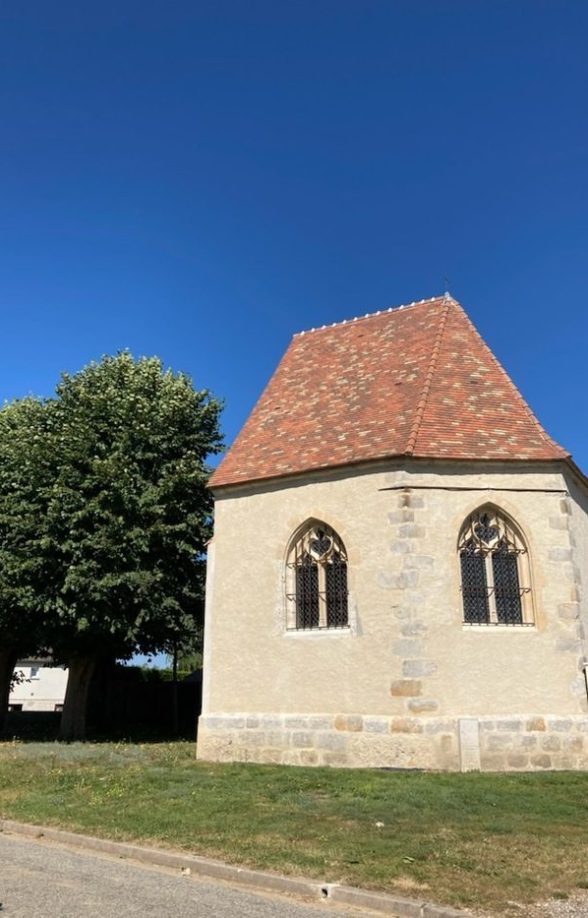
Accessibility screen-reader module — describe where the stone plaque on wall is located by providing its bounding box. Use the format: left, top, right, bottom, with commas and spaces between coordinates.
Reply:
459, 717, 481, 771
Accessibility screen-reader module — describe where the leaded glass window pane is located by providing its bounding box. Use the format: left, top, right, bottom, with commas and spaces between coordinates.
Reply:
296, 554, 319, 629
326, 555, 348, 628
460, 543, 489, 623
493, 542, 523, 625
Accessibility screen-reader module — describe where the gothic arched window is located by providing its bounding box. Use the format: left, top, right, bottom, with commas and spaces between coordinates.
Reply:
458, 507, 533, 626
286, 522, 348, 630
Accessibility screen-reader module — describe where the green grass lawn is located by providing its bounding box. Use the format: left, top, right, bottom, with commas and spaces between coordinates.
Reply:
0, 741, 587, 912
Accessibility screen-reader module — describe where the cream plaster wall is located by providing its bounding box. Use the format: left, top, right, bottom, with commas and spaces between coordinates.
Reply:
199, 460, 588, 770
566, 470, 588, 668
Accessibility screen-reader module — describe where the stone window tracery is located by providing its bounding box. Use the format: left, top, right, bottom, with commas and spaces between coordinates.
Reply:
458, 506, 533, 626
286, 522, 348, 630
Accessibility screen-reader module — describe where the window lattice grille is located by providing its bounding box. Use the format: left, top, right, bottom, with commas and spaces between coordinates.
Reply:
460, 540, 489, 623
492, 541, 523, 624
287, 523, 349, 630
458, 508, 531, 626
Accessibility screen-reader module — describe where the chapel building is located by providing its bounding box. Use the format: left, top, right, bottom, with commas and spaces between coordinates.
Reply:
198, 295, 588, 771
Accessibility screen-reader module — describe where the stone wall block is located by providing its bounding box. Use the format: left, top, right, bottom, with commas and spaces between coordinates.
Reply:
363, 717, 389, 734
526, 717, 546, 731
201, 716, 226, 730
390, 679, 422, 697
550, 719, 573, 732
246, 716, 260, 729
316, 732, 347, 751
310, 716, 334, 731
380, 571, 419, 590
260, 716, 284, 730
401, 621, 428, 637
558, 603, 580, 621
242, 731, 267, 747
549, 548, 573, 563
556, 637, 580, 653
378, 572, 401, 590
531, 754, 552, 769
388, 510, 415, 524
403, 659, 438, 678
541, 736, 561, 752
398, 524, 426, 539
481, 753, 508, 771
334, 714, 363, 732
550, 516, 569, 531
486, 734, 511, 751
440, 734, 454, 753
564, 736, 584, 752
520, 735, 538, 748
408, 698, 439, 714
265, 731, 288, 746
495, 720, 521, 732
390, 541, 415, 555
508, 754, 529, 769
284, 716, 310, 730
390, 718, 423, 734
291, 731, 315, 748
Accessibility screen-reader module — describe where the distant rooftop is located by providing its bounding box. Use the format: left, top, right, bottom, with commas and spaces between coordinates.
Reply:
210, 295, 568, 488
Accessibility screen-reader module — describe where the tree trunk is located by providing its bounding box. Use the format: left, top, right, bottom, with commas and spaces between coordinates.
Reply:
58, 656, 97, 741
0, 647, 19, 736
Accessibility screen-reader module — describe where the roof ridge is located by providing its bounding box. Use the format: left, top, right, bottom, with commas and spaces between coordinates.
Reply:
294, 294, 449, 337
405, 295, 452, 456
452, 301, 568, 456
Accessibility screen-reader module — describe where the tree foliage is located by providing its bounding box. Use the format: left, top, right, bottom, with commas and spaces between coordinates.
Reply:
0, 353, 223, 739
0, 398, 55, 731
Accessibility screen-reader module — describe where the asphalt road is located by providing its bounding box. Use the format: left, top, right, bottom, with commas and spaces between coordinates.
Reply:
0, 833, 368, 918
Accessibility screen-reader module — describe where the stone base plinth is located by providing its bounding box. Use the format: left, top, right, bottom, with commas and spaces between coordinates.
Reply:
197, 713, 588, 771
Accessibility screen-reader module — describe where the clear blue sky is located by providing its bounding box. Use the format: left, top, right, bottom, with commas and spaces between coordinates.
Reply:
1, 1, 587, 470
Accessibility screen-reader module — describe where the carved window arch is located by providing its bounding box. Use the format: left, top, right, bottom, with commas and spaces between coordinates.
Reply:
458, 506, 533, 626
286, 522, 348, 630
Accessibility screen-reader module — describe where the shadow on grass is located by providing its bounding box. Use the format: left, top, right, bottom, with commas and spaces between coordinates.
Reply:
2, 711, 197, 744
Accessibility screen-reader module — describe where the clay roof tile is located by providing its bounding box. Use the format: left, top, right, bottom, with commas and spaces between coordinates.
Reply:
210, 295, 569, 488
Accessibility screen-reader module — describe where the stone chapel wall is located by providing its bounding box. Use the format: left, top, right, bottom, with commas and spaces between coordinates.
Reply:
198, 460, 588, 771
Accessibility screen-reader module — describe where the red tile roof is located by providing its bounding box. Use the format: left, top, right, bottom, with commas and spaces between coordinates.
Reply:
210, 295, 568, 488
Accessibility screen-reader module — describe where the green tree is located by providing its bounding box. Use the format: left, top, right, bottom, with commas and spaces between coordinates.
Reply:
44, 353, 223, 740
0, 398, 54, 732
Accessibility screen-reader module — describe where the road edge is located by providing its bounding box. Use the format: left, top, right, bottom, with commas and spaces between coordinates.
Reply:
0, 818, 469, 918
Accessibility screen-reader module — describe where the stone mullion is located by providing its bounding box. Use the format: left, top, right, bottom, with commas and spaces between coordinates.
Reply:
317, 563, 327, 628
486, 550, 498, 624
